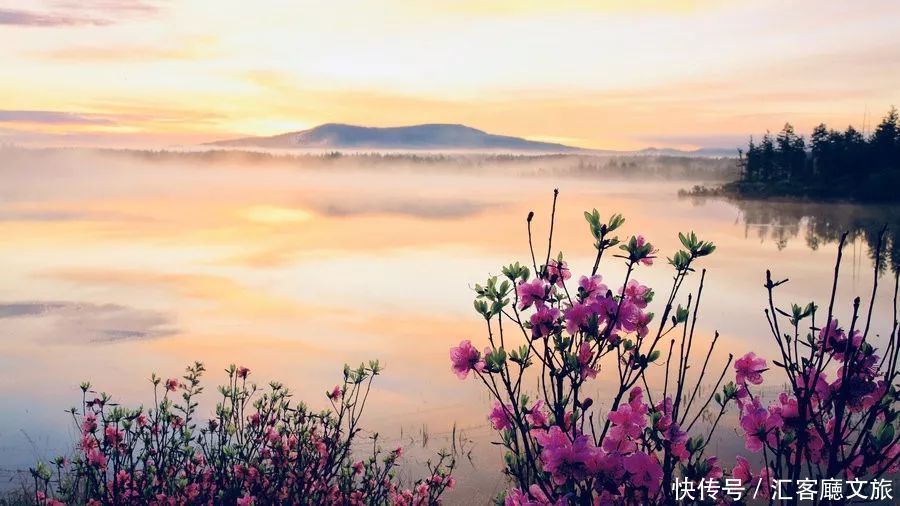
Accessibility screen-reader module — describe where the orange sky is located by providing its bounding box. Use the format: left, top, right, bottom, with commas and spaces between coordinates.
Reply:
2, 0, 899, 150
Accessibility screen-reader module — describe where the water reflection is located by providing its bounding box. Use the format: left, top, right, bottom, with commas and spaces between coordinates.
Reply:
0, 148, 896, 501
686, 196, 900, 271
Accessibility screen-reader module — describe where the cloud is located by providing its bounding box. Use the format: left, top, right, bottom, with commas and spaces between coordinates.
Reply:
39, 45, 204, 62
0, 1, 162, 27
0, 8, 109, 26
37, 35, 218, 62
0, 301, 177, 343
0, 110, 115, 125
48, 1, 161, 16
0, 208, 148, 223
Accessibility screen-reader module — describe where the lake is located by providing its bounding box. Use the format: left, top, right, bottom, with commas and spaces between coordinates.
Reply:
0, 149, 896, 501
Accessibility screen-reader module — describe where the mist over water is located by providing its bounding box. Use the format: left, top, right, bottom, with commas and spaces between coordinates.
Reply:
0, 148, 895, 501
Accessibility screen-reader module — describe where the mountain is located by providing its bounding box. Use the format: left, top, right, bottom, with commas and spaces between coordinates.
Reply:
207, 123, 585, 152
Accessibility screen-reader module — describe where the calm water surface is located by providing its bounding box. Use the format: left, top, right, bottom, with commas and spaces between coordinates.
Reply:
0, 150, 896, 501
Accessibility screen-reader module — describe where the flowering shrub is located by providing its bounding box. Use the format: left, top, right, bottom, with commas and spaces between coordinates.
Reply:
29, 362, 454, 505
733, 229, 900, 497
451, 191, 899, 504
451, 191, 738, 504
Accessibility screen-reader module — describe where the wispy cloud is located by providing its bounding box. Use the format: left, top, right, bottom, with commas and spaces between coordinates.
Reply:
0, 7, 109, 26
0, 208, 149, 223
0, 110, 115, 125
0, 1, 162, 27
37, 35, 218, 62
48, 0, 161, 16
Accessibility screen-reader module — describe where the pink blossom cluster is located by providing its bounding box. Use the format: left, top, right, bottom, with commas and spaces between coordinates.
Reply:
31, 362, 455, 505
451, 199, 735, 503
451, 198, 899, 504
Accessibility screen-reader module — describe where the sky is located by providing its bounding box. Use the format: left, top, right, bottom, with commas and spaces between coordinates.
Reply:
2, 0, 900, 150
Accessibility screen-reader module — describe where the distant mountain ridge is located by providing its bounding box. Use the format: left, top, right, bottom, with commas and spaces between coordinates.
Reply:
207, 123, 737, 156
208, 123, 583, 152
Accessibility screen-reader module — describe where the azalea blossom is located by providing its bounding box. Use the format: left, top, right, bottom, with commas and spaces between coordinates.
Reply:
489, 401, 514, 431
526, 400, 549, 428
619, 279, 651, 308
533, 426, 599, 485
734, 352, 767, 385
739, 399, 783, 452
544, 259, 571, 287
624, 452, 662, 491
517, 278, 549, 310
578, 275, 608, 301
449, 339, 485, 379
529, 305, 560, 339
576, 342, 597, 379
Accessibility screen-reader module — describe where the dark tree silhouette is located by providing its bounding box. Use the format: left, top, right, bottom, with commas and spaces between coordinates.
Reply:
737, 107, 900, 201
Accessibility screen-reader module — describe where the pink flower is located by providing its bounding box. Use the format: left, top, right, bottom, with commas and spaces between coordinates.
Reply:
529, 305, 560, 339
739, 399, 783, 452
635, 235, 657, 266
701, 456, 723, 480
164, 378, 179, 392
734, 352, 767, 385
624, 451, 662, 491
533, 426, 599, 485
607, 388, 648, 438
327, 385, 342, 400
104, 425, 124, 447
489, 401, 513, 431
578, 275, 608, 301
86, 448, 107, 469
577, 342, 597, 379
81, 414, 97, 435
236, 366, 250, 379
526, 400, 549, 428
604, 388, 648, 454
517, 279, 549, 310
564, 301, 595, 334
236, 494, 255, 506
619, 279, 651, 308
544, 259, 571, 287
613, 300, 643, 334
732, 455, 753, 484
505, 484, 561, 506
449, 340, 485, 379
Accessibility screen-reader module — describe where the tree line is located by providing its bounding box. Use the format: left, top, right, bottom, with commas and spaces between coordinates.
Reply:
738, 107, 900, 201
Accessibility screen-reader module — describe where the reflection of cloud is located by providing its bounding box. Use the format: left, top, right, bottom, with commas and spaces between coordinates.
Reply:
46, 269, 323, 319
0, 110, 115, 125
0, 301, 177, 343
313, 198, 497, 220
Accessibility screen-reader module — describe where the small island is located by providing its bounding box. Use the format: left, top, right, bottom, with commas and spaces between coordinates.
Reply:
685, 107, 900, 202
